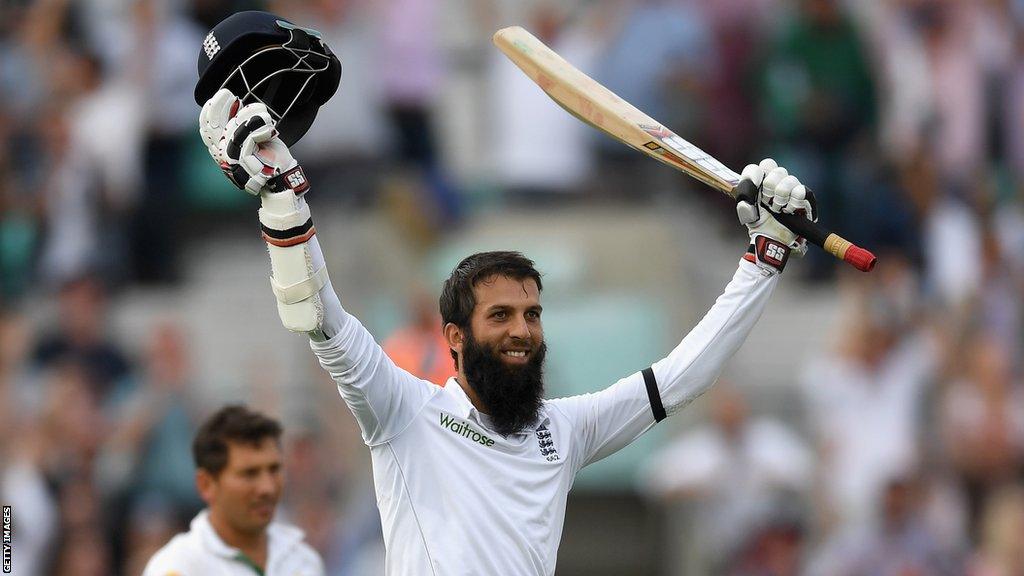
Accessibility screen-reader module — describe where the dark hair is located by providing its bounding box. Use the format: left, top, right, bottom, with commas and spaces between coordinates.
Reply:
439, 251, 543, 367
192, 405, 283, 476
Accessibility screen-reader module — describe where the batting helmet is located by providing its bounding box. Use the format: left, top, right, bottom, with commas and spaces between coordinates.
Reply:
194, 11, 342, 145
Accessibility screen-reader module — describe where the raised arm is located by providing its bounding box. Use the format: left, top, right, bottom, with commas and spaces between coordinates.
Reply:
198, 90, 437, 445
552, 160, 818, 469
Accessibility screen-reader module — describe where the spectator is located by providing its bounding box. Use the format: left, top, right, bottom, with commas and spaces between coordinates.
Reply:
759, 0, 877, 147
97, 322, 205, 569
725, 505, 806, 576
694, 0, 776, 168
100, 322, 204, 513
0, 152, 42, 302
591, 0, 714, 198
31, 273, 133, 403
277, 428, 386, 575
1, 313, 58, 575
382, 288, 455, 386
130, 0, 205, 284
973, 227, 1023, 358
939, 332, 1024, 539
377, 0, 444, 151
40, 43, 144, 285
278, 0, 388, 204
969, 484, 1024, 576
26, 368, 109, 576
39, 361, 110, 481
51, 530, 112, 576
917, 0, 988, 183
0, 425, 58, 576
641, 383, 813, 575
807, 474, 962, 576
375, 0, 463, 233
595, 0, 714, 147
756, 0, 877, 277
489, 4, 598, 198
800, 259, 938, 534
0, 311, 32, 413
919, 181, 986, 310
1004, 17, 1024, 181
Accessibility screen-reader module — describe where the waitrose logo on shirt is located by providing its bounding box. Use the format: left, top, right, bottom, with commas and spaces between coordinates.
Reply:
440, 413, 495, 447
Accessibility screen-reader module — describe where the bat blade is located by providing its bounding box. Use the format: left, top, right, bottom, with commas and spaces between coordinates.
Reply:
492, 26, 740, 195
492, 26, 877, 273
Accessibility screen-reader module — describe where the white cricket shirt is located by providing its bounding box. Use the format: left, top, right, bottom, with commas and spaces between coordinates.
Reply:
142, 510, 324, 576
312, 260, 778, 575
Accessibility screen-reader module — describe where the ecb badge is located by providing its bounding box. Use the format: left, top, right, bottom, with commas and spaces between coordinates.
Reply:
203, 32, 221, 60
536, 425, 559, 462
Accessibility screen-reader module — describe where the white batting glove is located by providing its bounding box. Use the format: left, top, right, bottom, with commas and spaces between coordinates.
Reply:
199, 89, 273, 194
735, 158, 818, 273
198, 89, 309, 197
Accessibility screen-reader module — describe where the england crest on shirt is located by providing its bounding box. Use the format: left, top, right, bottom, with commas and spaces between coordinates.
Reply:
536, 424, 559, 461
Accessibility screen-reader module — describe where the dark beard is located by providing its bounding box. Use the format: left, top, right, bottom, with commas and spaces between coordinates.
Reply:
462, 331, 547, 437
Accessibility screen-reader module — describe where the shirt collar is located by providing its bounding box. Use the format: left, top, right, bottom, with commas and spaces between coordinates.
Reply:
192, 509, 306, 560
443, 376, 476, 419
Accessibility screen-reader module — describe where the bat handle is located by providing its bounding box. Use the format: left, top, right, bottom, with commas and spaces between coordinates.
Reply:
773, 211, 876, 272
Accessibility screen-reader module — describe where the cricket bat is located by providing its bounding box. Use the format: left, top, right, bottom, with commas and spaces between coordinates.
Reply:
493, 26, 876, 272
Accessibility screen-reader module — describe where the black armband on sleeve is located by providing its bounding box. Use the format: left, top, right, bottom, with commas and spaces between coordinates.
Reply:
642, 367, 666, 422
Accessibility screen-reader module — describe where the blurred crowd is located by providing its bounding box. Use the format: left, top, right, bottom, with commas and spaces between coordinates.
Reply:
632, 0, 1024, 574
1, 0, 1023, 574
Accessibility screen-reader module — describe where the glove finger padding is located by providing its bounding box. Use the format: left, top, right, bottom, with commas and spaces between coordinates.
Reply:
199, 88, 240, 162
782, 185, 816, 258
788, 184, 816, 222
770, 175, 799, 212
219, 103, 275, 163
758, 158, 779, 172
760, 166, 788, 210
742, 163, 766, 188
735, 163, 766, 225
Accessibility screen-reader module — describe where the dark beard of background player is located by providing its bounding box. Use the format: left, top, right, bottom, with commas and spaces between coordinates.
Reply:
461, 327, 547, 437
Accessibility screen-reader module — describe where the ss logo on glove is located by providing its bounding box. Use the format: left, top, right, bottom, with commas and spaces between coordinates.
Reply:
765, 243, 786, 262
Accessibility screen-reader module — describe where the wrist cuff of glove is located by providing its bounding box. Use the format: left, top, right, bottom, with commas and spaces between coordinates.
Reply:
267, 166, 310, 195
743, 235, 790, 273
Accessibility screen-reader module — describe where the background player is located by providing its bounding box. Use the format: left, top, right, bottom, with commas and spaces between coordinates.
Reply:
142, 405, 324, 576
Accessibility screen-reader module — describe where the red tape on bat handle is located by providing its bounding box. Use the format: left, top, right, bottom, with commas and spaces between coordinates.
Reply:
774, 211, 877, 272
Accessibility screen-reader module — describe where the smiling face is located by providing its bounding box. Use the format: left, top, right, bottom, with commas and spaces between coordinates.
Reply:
464, 274, 544, 365
445, 274, 548, 435
198, 438, 283, 537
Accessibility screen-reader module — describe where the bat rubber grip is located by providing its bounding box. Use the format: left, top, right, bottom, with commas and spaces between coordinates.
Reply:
773, 210, 876, 272
843, 245, 877, 272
